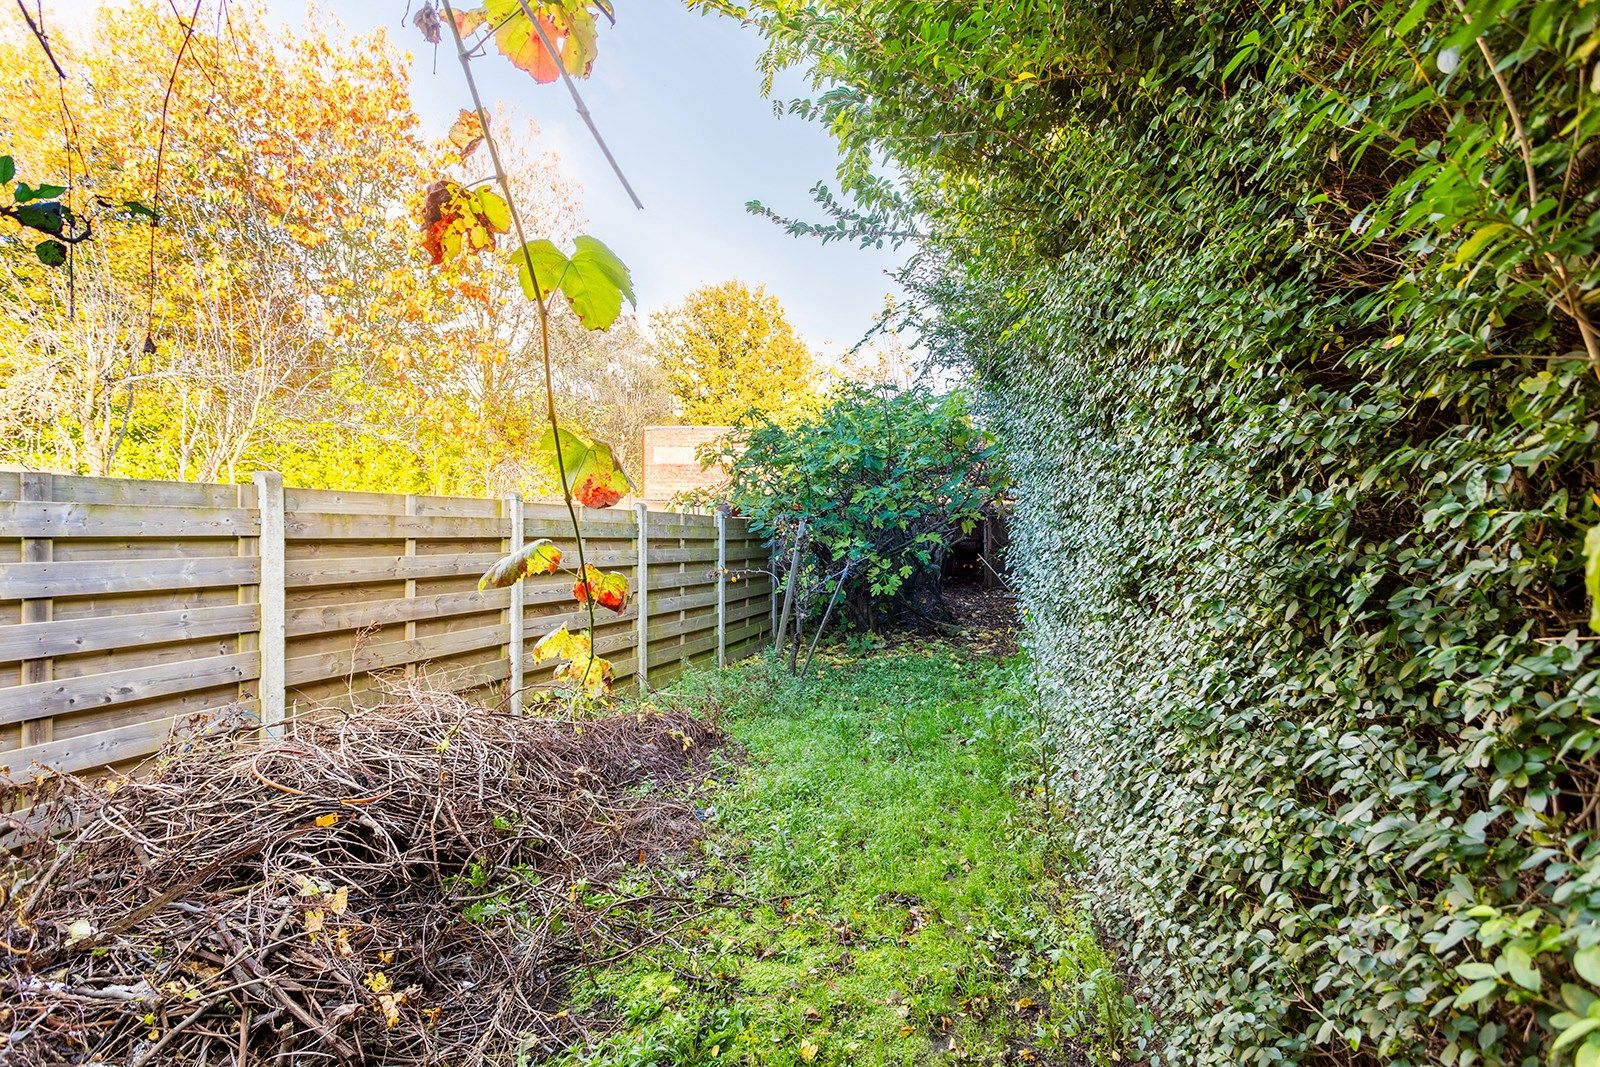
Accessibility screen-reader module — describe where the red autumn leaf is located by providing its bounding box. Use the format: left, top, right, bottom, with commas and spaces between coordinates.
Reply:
572, 564, 628, 614
574, 471, 626, 509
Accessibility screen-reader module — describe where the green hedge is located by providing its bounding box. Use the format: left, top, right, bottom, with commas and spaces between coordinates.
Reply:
750, 0, 1600, 1062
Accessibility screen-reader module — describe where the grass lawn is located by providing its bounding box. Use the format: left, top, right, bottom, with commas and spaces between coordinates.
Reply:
555, 639, 1144, 1066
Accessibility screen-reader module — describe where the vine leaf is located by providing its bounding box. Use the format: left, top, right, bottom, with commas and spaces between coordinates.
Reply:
413, 1, 443, 44
34, 240, 66, 267
531, 624, 613, 699
15, 182, 67, 203
420, 180, 510, 265
511, 234, 635, 329
555, 650, 613, 698
14, 201, 66, 236
1586, 525, 1600, 632
478, 538, 563, 590
572, 563, 628, 614
532, 623, 585, 664
447, 109, 486, 160
539, 425, 632, 508
452, 0, 605, 85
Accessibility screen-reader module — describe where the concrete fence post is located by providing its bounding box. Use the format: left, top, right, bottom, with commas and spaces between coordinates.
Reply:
251, 471, 287, 738
634, 501, 650, 692
715, 508, 728, 667
505, 493, 525, 715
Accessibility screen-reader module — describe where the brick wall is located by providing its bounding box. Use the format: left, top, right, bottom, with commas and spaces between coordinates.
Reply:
640, 426, 733, 503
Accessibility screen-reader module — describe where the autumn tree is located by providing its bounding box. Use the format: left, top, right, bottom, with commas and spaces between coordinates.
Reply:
0, 2, 642, 498
652, 279, 815, 425
0, 1, 442, 478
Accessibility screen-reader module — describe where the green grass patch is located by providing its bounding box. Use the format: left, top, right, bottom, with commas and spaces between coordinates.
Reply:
553, 642, 1144, 1066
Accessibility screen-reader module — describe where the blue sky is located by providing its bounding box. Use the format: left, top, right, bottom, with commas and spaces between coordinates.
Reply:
43, 1, 910, 356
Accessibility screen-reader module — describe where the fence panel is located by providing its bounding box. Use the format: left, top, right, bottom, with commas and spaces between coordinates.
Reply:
0, 473, 773, 781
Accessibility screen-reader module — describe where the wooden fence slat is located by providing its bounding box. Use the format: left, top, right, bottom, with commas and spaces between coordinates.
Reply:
0, 603, 260, 661
285, 512, 505, 541
285, 624, 505, 689
0, 651, 259, 725
4, 475, 239, 508
287, 590, 505, 639
284, 553, 501, 589
282, 548, 639, 589
4, 716, 182, 782
2, 698, 259, 783
0, 557, 262, 600
0, 500, 260, 538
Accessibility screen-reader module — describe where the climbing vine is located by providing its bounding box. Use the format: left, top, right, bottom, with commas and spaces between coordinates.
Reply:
428, 0, 638, 705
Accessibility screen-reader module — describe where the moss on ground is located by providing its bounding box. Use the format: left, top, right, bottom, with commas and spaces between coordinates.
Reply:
555, 642, 1144, 1067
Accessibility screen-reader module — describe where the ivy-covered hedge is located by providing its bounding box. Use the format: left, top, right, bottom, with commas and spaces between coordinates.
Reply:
750, 0, 1600, 1063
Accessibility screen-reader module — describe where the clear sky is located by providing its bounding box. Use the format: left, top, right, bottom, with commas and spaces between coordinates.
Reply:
37, 1, 909, 356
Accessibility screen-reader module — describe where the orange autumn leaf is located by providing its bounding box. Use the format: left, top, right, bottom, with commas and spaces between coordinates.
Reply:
452, 0, 609, 85
572, 564, 628, 614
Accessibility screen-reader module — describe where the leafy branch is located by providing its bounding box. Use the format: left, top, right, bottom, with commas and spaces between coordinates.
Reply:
437, 0, 638, 709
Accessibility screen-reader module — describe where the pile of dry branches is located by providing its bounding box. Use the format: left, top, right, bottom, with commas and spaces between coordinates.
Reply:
0, 688, 725, 1065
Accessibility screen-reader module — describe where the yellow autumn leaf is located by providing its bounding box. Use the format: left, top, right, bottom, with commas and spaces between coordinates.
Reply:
330, 885, 349, 915
555, 651, 613, 699
304, 908, 325, 942
532, 623, 581, 664
799, 1039, 820, 1062
314, 812, 339, 828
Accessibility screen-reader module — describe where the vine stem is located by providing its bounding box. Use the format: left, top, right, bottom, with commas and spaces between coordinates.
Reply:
442, 0, 599, 712
512, 0, 643, 210
1451, 0, 1600, 371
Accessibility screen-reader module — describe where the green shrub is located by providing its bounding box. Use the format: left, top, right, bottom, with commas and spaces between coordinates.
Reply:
747, 0, 1600, 1063
712, 383, 1005, 630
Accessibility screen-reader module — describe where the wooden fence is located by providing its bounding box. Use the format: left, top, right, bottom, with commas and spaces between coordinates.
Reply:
0, 472, 774, 782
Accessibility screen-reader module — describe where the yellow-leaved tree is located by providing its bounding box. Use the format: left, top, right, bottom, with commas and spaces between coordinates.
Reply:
652, 280, 816, 425
0, 2, 671, 499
